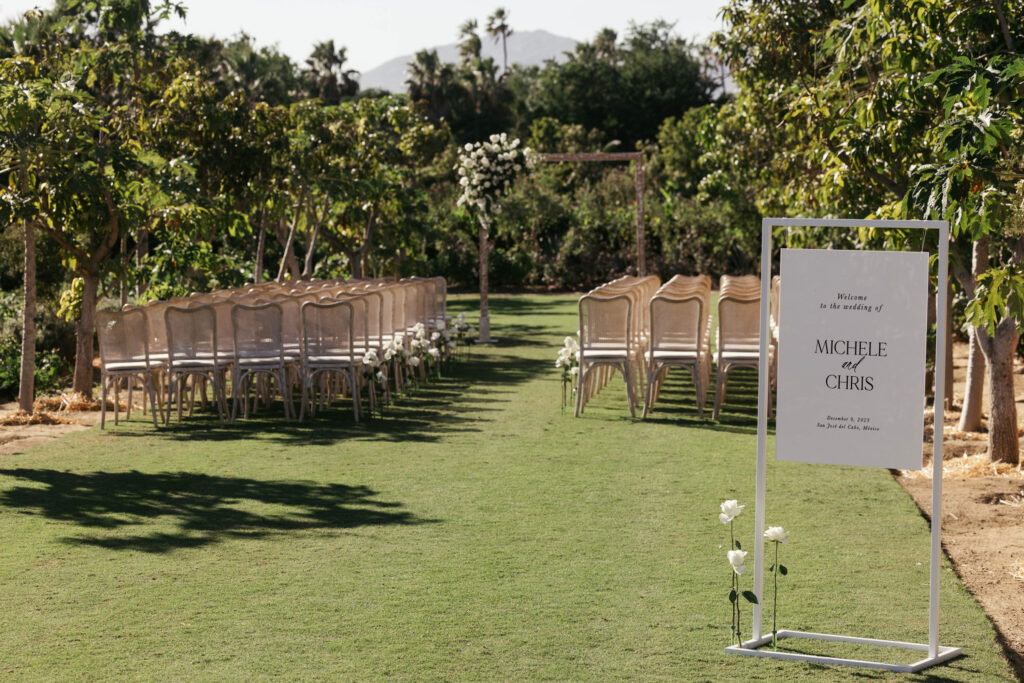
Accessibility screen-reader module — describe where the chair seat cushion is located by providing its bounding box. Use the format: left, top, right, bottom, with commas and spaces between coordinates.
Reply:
105, 360, 162, 372
305, 355, 357, 365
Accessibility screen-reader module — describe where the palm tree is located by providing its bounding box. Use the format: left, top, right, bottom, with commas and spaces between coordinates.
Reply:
405, 49, 457, 126
594, 28, 617, 60
485, 7, 512, 74
304, 40, 359, 104
457, 19, 481, 65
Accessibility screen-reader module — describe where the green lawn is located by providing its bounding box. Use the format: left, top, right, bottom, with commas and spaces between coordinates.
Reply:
0, 294, 1014, 681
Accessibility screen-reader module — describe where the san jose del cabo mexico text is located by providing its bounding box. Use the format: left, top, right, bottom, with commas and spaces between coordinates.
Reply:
817, 414, 880, 433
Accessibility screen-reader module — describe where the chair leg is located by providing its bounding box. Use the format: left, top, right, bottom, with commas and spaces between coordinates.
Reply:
146, 377, 160, 428
642, 361, 656, 419
574, 364, 590, 417
622, 363, 636, 419
350, 369, 361, 421
231, 369, 242, 423
126, 380, 133, 420
100, 376, 108, 429
713, 366, 727, 420
113, 378, 120, 426
694, 366, 704, 420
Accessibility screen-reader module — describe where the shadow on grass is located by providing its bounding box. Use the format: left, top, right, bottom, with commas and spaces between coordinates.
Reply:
0, 468, 438, 553
580, 366, 773, 436
115, 352, 550, 445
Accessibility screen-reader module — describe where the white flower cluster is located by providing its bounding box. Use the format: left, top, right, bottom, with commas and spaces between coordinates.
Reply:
362, 349, 387, 385
555, 335, 580, 378
451, 312, 476, 343
455, 133, 539, 216
406, 322, 430, 367
384, 333, 404, 363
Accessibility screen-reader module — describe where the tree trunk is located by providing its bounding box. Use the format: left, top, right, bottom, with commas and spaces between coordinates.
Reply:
135, 226, 148, 297
958, 237, 989, 431
72, 270, 99, 399
18, 221, 37, 414
275, 214, 301, 283
978, 318, 1020, 465
254, 220, 266, 284
302, 221, 321, 279
959, 330, 986, 431
351, 252, 363, 278
477, 216, 491, 342
119, 232, 127, 308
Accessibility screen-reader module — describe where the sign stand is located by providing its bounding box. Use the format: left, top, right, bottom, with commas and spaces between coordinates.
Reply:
724, 218, 962, 673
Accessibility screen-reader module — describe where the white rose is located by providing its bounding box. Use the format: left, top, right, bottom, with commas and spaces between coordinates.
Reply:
719, 499, 744, 524
764, 526, 789, 544
727, 549, 747, 575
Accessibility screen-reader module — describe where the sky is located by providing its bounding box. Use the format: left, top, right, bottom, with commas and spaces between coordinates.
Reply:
0, 0, 728, 73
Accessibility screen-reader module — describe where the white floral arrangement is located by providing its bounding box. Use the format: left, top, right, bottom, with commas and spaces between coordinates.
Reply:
455, 133, 539, 216
555, 335, 580, 411
450, 312, 476, 353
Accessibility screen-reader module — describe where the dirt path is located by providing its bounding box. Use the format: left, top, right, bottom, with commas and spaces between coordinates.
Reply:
0, 402, 99, 456
897, 341, 1024, 678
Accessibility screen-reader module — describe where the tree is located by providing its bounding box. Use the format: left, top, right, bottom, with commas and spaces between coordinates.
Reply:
0, 1, 183, 398
406, 49, 459, 127
711, 0, 1024, 464
0, 55, 43, 412
533, 22, 716, 147
485, 7, 512, 74
457, 19, 481, 64
303, 40, 358, 105
317, 97, 440, 279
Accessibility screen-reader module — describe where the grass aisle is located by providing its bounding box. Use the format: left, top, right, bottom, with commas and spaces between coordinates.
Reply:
0, 294, 1014, 681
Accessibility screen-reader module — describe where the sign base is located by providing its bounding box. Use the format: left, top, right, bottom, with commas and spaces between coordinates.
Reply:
725, 629, 962, 673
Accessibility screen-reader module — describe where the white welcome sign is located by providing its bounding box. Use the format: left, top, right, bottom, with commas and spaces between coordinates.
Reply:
729, 219, 960, 674
776, 248, 928, 470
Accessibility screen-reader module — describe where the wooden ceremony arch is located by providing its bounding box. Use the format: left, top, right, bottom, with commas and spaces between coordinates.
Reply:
539, 152, 646, 276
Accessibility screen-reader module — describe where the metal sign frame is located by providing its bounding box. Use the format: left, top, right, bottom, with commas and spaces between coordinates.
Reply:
724, 217, 962, 673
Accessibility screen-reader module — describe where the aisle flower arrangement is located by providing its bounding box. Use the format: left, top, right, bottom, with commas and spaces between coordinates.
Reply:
361, 349, 385, 416
555, 335, 580, 411
452, 312, 475, 358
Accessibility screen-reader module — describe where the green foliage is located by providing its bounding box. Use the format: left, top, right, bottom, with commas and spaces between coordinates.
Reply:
57, 277, 84, 323
0, 292, 71, 400
531, 21, 716, 147
966, 265, 1024, 336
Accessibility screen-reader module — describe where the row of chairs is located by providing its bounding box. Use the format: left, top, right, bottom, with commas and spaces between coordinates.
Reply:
643, 275, 713, 419
576, 274, 778, 420
575, 276, 661, 418
96, 277, 448, 428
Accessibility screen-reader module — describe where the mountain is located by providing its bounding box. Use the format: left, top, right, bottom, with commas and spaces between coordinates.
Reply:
358, 29, 577, 94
